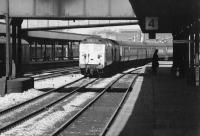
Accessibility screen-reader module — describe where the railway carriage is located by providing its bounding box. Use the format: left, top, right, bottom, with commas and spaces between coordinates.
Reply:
0, 32, 172, 77
79, 36, 172, 77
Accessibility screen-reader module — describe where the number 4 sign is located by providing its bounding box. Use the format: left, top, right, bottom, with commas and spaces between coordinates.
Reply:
145, 17, 158, 30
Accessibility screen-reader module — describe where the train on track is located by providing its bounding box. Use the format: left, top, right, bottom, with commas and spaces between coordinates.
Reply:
0, 29, 172, 77
79, 36, 173, 77
0, 26, 95, 76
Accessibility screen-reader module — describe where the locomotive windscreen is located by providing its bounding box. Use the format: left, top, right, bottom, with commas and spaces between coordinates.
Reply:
79, 43, 105, 65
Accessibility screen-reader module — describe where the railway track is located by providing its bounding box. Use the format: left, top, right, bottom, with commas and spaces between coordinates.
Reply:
51, 68, 141, 136
25, 67, 79, 76
0, 76, 98, 133
24, 67, 80, 81
0, 76, 84, 115
0, 67, 142, 136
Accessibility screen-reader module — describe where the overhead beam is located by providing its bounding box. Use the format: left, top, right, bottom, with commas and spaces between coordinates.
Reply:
22, 22, 139, 31
8, 17, 138, 20
0, 0, 135, 19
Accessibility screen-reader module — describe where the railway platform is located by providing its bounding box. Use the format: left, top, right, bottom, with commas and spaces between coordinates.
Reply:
106, 61, 200, 136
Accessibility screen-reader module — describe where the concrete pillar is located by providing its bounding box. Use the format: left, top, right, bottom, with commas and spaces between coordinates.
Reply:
172, 34, 179, 70
61, 45, 64, 60
70, 42, 73, 60
35, 42, 38, 62
5, 13, 12, 79
189, 34, 195, 69
50, 42, 54, 61
12, 23, 16, 64
67, 42, 70, 59
16, 19, 23, 77
11, 20, 17, 79
188, 34, 195, 84
172, 33, 189, 78
180, 34, 189, 78
68, 42, 73, 60
11, 19, 23, 78
194, 31, 199, 86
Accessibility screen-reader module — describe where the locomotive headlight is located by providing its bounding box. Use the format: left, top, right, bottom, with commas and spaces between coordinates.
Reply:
98, 54, 102, 59
98, 55, 102, 65
82, 54, 86, 58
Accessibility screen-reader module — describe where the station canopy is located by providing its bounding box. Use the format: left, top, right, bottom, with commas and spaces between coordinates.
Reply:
129, 0, 200, 33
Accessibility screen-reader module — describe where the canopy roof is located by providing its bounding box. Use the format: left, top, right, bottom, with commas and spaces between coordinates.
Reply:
129, 0, 199, 33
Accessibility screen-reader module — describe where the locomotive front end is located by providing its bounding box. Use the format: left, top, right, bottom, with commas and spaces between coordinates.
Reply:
79, 38, 105, 76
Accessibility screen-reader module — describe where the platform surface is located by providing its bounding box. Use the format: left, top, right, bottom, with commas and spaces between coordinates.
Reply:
107, 61, 200, 136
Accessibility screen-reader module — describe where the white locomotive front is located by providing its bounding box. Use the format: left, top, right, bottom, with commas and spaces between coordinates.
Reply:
79, 37, 106, 76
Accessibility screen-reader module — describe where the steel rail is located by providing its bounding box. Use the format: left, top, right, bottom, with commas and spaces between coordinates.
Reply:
0, 76, 84, 116
25, 66, 79, 76
34, 70, 80, 81
34, 67, 79, 76
51, 68, 141, 136
99, 73, 140, 136
32, 69, 76, 78
0, 78, 99, 133
24, 67, 80, 81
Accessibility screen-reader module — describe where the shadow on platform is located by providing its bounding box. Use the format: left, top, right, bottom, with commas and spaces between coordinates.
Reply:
119, 65, 200, 136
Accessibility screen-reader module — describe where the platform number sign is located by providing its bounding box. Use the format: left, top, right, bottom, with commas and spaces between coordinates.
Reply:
145, 17, 158, 30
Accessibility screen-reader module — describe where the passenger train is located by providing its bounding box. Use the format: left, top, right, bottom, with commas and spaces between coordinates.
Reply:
0, 34, 172, 77
79, 36, 173, 77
